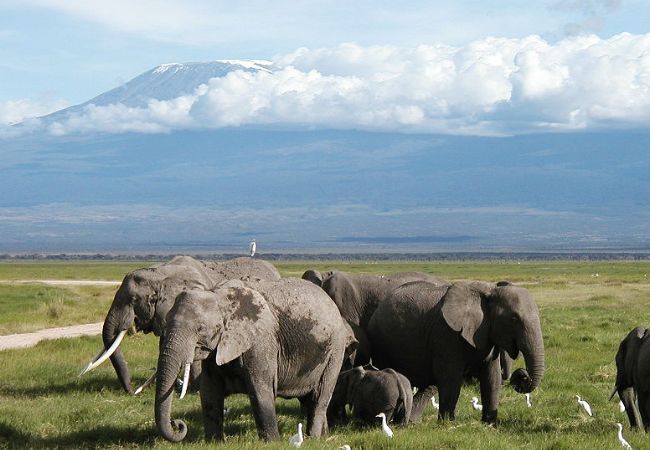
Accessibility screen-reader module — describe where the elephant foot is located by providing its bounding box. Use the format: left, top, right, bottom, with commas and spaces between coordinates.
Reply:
481, 410, 498, 424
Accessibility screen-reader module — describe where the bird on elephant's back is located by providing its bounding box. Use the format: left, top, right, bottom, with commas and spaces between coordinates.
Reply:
367, 280, 544, 424
80, 256, 281, 394
154, 277, 357, 443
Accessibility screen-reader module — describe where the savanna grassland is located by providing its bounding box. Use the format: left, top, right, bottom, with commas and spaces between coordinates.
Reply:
1, 259, 650, 449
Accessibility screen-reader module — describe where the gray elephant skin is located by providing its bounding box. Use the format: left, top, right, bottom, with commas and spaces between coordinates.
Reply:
367, 280, 544, 423
612, 326, 650, 429
301, 269, 447, 365
329, 366, 412, 427
154, 278, 356, 442
94, 255, 281, 393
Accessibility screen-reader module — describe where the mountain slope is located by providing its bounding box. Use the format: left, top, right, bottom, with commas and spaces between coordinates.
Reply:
41, 60, 272, 122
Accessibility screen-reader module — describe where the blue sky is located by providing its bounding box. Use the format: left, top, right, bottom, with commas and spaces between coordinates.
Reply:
1, 0, 649, 111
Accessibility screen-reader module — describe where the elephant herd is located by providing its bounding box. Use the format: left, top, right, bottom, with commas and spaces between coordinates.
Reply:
80, 256, 545, 443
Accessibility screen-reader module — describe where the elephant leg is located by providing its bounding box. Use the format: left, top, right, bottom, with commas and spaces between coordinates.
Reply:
639, 390, 650, 431
243, 368, 280, 441
306, 354, 342, 437
199, 364, 225, 441
479, 356, 501, 424
410, 385, 438, 423
189, 360, 203, 392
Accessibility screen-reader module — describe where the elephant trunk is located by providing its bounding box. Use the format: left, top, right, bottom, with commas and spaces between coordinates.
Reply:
102, 301, 134, 393
620, 387, 643, 429
511, 323, 545, 393
155, 329, 193, 442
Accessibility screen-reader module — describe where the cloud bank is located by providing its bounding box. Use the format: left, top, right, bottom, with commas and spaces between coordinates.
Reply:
32, 33, 650, 136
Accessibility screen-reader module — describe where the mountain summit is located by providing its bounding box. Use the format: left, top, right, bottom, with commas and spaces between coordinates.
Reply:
42, 60, 273, 121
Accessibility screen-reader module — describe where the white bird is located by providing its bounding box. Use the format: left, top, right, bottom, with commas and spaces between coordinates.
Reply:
339, 446, 351, 450
249, 240, 256, 257
525, 393, 532, 408
471, 396, 483, 411
616, 422, 633, 449
619, 400, 626, 413
375, 413, 394, 438
431, 394, 439, 410
576, 395, 593, 416
289, 422, 303, 448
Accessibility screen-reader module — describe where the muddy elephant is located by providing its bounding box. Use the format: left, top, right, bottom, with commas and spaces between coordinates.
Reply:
80, 256, 281, 393
154, 278, 356, 442
367, 280, 544, 424
301, 269, 447, 365
328, 366, 412, 427
611, 326, 650, 430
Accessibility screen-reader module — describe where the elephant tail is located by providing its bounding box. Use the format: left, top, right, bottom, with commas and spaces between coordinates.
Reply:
385, 369, 412, 426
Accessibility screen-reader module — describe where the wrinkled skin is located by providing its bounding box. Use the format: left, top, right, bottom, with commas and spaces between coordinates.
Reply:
302, 269, 448, 365
368, 280, 544, 424
100, 256, 281, 393
328, 366, 412, 427
612, 326, 649, 430
155, 278, 356, 443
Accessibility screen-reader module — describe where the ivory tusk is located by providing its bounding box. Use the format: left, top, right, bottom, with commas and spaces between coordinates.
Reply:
179, 363, 191, 399
78, 330, 127, 376
134, 370, 157, 395
78, 347, 105, 377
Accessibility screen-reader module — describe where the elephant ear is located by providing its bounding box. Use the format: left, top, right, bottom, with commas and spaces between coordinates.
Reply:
302, 270, 324, 287
215, 286, 272, 366
441, 283, 489, 349
323, 273, 361, 324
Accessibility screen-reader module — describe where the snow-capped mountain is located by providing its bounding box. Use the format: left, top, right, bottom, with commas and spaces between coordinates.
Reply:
42, 60, 272, 121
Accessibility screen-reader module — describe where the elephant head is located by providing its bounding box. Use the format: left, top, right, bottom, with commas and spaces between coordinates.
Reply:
611, 326, 646, 428
82, 256, 216, 393
441, 281, 544, 394
155, 284, 274, 442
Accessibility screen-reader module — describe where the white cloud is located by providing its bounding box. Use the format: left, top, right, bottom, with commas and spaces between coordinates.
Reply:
0, 98, 68, 126
44, 33, 650, 136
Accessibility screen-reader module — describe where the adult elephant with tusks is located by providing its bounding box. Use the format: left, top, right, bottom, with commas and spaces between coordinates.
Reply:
79, 256, 281, 393
301, 269, 448, 365
367, 280, 544, 424
154, 278, 357, 442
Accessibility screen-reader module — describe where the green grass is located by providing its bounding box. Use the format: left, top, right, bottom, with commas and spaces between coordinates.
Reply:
2, 260, 650, 448
0, 284, 116, 335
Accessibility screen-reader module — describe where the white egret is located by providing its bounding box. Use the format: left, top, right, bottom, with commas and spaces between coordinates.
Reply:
289, 422, 303, 448
619, 400, 626, 413
249, 240, 256, 257
471, 396, 483, 411
576, 395, 593, 416
431, 394, 439, 410
340, 446, 351, 450
525, 393, 532, 407
616, 422, 633, 449
375, 413, 394, 438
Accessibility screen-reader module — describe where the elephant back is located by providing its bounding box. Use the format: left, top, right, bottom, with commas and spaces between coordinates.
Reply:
203, 257, 281, 285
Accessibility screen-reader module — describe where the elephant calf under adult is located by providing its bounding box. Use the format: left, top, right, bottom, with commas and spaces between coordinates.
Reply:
329, 366, 412, 427
611, 326, 650, 430
155, 278, 356, 442
368, 280, 544, 424
81, 255, 281, 393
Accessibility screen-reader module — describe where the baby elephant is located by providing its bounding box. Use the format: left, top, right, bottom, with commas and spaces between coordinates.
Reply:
329, 366, 413, 426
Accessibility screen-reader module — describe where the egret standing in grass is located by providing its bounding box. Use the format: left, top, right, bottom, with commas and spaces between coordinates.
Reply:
525, 393, 532, 407
576, 395, 593, 416
431, 394, 439, 410
340, 446, 351, 450
289, 423, 303, 448
616, 422, 633, 449
471, 396, 483, 411
249, 239, 256, 257
375, 413, 394, 438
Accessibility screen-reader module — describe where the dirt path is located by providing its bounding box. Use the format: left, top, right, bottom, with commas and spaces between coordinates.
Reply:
0, 322, 104, 351
0, 280, 120, 286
